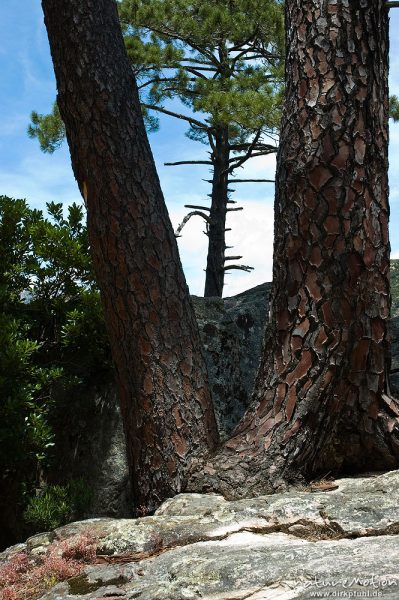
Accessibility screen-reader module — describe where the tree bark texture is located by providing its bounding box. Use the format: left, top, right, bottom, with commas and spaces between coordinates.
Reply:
204, 128, 230, 297
41, 0, 218, 512
189, 0, 399, 499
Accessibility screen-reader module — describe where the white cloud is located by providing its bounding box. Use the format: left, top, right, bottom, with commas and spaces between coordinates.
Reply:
0, 150, 79, 210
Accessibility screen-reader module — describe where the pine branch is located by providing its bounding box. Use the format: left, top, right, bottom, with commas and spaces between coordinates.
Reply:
229, 142, 277, 151
226, 130, 262, 173
229, 35, 256, 52
174, 211, 211, 237
207, 130, 216, 154
164, 160, 212, 166
228, 149, 276, 169
140, 26, 219, 66
184, 204, 210, 211
137, 77, 179, 90
229, 179, 275, 183
185, 66, 217, 77
142, 103, 212, 131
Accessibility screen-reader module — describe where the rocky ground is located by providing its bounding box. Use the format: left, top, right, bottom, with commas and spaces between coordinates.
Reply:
2, 470, 399, 599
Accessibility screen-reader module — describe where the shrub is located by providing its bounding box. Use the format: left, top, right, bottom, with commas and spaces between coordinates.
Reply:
23, 480, 94, 532
0, 196, 109, 544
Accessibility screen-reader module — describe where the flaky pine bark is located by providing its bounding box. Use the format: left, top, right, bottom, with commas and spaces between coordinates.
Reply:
189, 0, 399, 498
204, 127, 230, 297
41, 0, 218, 511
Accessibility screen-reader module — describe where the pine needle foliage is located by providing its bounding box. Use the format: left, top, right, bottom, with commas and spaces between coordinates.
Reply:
119, 0, 285, 143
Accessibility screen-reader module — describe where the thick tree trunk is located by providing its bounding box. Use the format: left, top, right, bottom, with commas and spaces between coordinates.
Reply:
204, 128, 230, 297
189, 0, 399, 498
41, 0, 218, 512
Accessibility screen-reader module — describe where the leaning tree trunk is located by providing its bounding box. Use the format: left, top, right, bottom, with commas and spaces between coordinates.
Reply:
189, 0, 399, 499
41, 0, 218, 512
204, 127, 230, 297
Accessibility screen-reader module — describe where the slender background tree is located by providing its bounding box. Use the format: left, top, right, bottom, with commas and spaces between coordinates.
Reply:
119, 0, 284, 297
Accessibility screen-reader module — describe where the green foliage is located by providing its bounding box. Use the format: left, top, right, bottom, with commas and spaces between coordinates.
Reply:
0, 315, 60, 474
119, 0, 285, 142
0, 196, 110, 527
28, 102, 66, 154
390, 95, 399, 122
23, 480, 93, 531
29, 1, 284, 152
23, 485, 70, 531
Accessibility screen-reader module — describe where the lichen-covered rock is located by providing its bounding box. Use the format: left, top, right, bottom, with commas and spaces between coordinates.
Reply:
42, 535, 399, 600
8, 470, 398, 599
52, 384, 132, 519
192, 283, 271, 437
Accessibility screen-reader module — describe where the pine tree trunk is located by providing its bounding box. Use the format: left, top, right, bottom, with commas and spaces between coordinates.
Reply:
189, 0, 399, 498
41, 0, 218, 512
204, 128, 230, 297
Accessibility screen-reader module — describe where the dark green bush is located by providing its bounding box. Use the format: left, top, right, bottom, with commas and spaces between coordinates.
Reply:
0, 196, 110, 541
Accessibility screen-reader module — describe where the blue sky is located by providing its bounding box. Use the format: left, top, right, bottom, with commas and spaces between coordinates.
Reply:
0, 1, 398, 296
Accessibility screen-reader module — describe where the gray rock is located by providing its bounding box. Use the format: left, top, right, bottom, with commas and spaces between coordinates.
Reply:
26, 531, 55, 556
192, 283, 271, 437
28, 470, 399, 599
53, 384, 132, 519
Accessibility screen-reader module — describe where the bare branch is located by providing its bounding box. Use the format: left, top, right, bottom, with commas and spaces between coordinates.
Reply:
223, 264, 254, 272
229, 35, 256, 52
174, 211, 211, 237
228, 150, 277, 172
229, 179, 275, 183
138, 77, 169, 90
227, 207, 243, 212
229, 142, 277, 151
165, 160, 212, 166
387, 1, 399, 7
226, 130, 262, 173
184, 204, 210, 211
207, 130, 216, 154
142, 103, 211, 131
225, 256, 243, 261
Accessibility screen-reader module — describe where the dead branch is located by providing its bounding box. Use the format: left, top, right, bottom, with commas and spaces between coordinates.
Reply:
184, 204, 211, 211
165, 160, 212, 166
223, 264, 254, 272
174, 211, 211, 237
230, 179, 275, 183
142, 103, 211, 131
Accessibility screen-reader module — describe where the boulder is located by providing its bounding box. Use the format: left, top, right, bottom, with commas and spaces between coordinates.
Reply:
3, 470, 399, 599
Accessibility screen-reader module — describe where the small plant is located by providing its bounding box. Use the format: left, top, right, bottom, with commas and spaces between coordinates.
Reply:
23, 485, 70, 532
23, 479, 93, 532
0, 532, 97, 600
